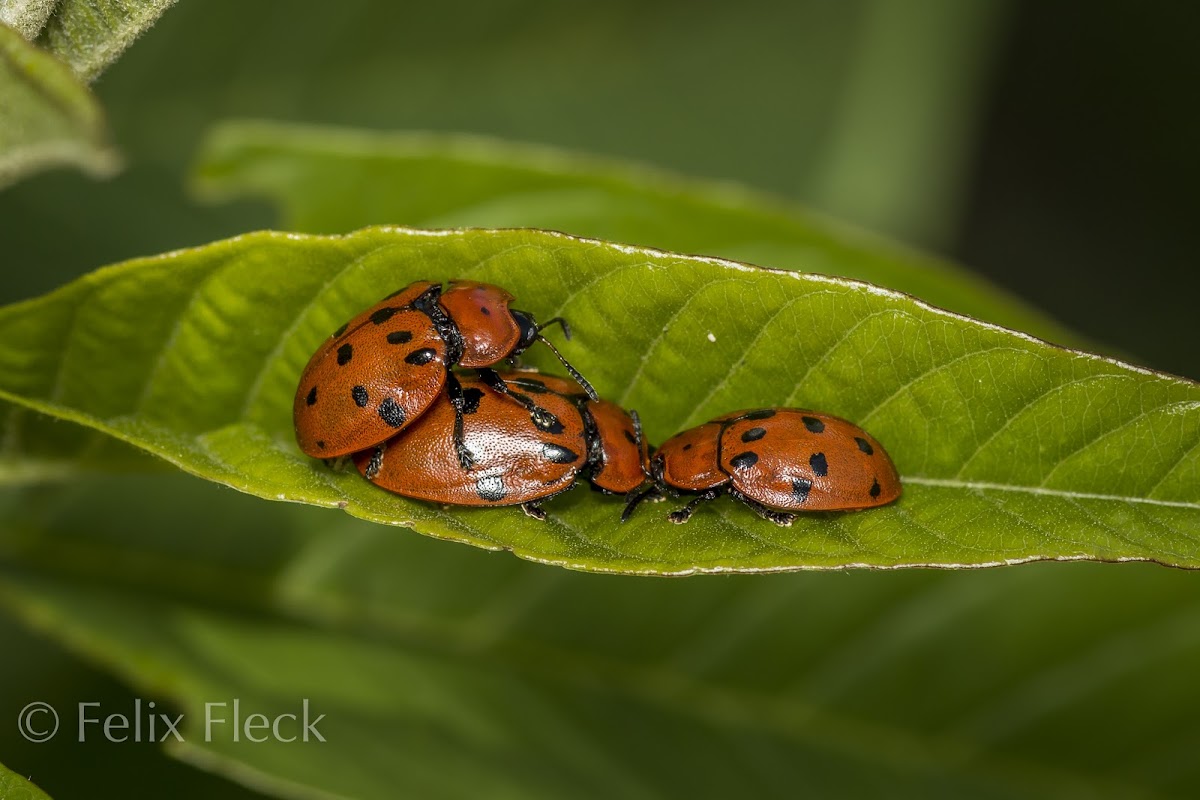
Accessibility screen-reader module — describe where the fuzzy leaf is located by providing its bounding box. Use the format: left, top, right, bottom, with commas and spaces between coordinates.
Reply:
0, 227, 1197, 574
34, 0, 179, 81
0, 0, 56, 41
0, 22, 117, 189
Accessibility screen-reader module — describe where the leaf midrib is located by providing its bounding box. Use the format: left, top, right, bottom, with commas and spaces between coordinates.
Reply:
904, 477, 1200, 511
6, 379, 1196, 514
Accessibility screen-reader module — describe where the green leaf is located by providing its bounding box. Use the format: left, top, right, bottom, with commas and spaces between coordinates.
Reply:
0, 22, 117, 189
192, 120, 1083, 349
0, 759, 52, 800
32, 0, 179, 82
0, 226, 1197, 573
3, 473, 1200, 798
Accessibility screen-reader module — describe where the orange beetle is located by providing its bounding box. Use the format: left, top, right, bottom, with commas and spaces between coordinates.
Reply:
622, 408, 901, 525
293, 280, 595, 468
353, 372, 649, 519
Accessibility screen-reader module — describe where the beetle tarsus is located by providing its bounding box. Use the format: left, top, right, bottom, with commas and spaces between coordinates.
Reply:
364, 446, 385, 480
666, 490, 720, 525
733, 490, 795, 527
530, 407, 560, 431
455, 442, 475, 470
477, 368, 561, 432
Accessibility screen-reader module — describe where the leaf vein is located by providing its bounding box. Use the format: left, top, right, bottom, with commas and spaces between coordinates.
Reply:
238, 242, 411, 419
904, 476, 1200, 510
1039, 400, 1200, 489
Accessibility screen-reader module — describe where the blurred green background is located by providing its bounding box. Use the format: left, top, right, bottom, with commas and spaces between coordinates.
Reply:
3, 0, 1199, 796
6, 0, 1199, 379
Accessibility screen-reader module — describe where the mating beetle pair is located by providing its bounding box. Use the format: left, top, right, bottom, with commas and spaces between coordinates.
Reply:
293, 280, 592, 469
293, 280, 901, 525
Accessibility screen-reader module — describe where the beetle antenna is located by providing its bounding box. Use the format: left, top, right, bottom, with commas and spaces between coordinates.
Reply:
536, 334, 599, 401
536, 316, 572, 341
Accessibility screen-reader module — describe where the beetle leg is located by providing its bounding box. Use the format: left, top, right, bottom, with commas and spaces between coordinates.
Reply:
620, 483, 661, 522
476, 368, 561, 432
521, 502, 547, 520
667, 489, 721, 524
730, 489, 795, 527
363, 445, 385, 480
445, 371, 476, 470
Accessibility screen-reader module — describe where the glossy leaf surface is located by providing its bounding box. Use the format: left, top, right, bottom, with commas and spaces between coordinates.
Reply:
0, 227, 1196, 574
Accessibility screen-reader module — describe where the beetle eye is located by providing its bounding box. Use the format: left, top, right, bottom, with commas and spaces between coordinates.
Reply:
511, 310, 539, 352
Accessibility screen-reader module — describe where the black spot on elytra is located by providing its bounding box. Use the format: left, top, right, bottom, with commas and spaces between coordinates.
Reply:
480, 305, 491, 316
351, 385, 369, 408
316, 440, 326, 450
682, 443, 693, 451
624, 429, 637, 445
730, 451, 759, 470
306, 386, 318, 406
378, 397, 406, 427
743, 409, 777, 421
336, 343, 353, 365
405, 348, 437, 365
809, 452, 828, 477
542, 443, 579, 464
538, 414, 565, 435
741, 426, 766, 443
792, 478, 812, 503
461, 387, 484, 414
802, 416, 825, 433
332, 323, 349, 338
870, 479, 882, 498
855, 436, 874, 455
386, 330, 413, 345
370, 307, 399, 325
476, 475, 507, 502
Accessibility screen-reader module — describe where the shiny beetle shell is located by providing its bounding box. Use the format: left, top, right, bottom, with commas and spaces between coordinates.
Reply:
717, 409, 899, 510
504, 373, 648, 495
625, 407, 900, 525
294, 280, 587, 459
354, 372, 647, 511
